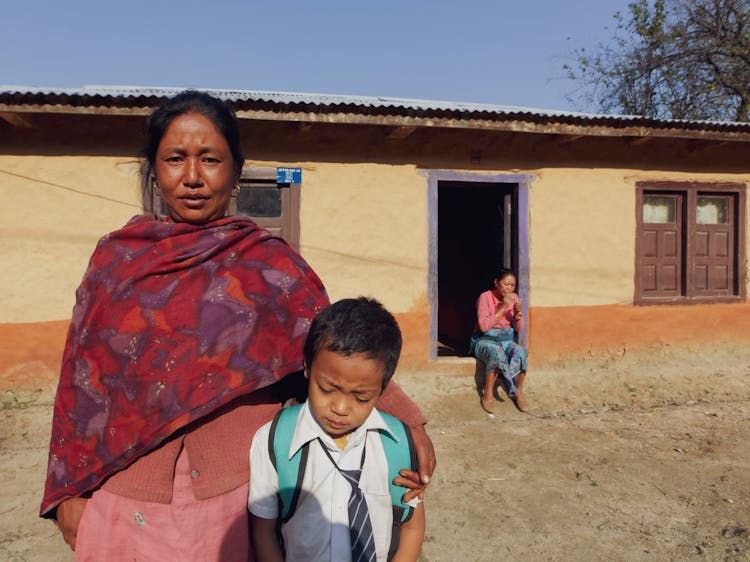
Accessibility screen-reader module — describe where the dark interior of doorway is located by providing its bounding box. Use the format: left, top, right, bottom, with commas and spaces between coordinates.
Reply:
437, 181, 517, 356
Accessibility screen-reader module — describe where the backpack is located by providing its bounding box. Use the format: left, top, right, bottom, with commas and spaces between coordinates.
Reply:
268, 403, 418, 529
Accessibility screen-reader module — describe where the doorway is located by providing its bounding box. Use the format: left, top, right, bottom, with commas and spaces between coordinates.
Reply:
436, 180, 518, 355
426, 171, 531, 360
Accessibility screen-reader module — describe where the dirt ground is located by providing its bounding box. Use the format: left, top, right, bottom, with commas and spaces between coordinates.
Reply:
2, 344, 749, 562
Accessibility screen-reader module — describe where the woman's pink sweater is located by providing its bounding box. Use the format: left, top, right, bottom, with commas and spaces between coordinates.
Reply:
476, 290, 524, 333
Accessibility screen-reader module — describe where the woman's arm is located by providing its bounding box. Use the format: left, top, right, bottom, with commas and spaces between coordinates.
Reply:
392, 421, 436, 502
377, 382, 426, 427
391, 503, 425, 562
250, 515, 285, 562
512, 294, 524, 332
54, 497, 88, 550
377, 383, 436, 500
476, 291, 498, 333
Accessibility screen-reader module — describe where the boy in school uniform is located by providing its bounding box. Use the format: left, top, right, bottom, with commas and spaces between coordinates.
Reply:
248, 297, 425, 562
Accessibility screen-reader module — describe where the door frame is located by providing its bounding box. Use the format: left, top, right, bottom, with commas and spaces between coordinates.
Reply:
424, 170, 533, 360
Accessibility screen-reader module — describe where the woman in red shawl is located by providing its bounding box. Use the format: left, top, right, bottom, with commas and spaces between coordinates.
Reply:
42, 91, 435, 560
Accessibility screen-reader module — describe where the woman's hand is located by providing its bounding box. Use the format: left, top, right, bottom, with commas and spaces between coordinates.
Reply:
514, 299, 523, 315
394, 424, 436, 502
496, 293, 514, 317
55, 497, 88, 550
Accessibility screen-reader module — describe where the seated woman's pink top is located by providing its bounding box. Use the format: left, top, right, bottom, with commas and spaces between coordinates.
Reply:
476, 290, 524, 333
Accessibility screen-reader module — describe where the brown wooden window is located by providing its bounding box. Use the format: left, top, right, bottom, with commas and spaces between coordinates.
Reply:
228, 167, 301, 251
635, 182, 746, 304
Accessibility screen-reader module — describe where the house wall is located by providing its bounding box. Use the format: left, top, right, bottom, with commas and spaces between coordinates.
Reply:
0, 152, 143, 389
1, 113, 749, 392
523, 167, 750, 366
223, 159, 750, 367
0, 155, 142, 321
529, 167, 750, 305
292, 162, 750, 367
300, 162, 432, 365
298, 163, 428, 310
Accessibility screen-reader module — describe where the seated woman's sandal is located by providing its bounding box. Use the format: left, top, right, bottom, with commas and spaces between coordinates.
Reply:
481, 395, 496, 413
513, 394, 530, 412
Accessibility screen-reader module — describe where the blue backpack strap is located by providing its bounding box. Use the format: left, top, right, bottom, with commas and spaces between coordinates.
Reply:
378, 412, 418, 525
268, 403, 308, 523
271, 405, 418, 528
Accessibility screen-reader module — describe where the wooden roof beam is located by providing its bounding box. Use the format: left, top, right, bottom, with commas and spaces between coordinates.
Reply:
0, 111, 35, 128
554, 134, 584, 146
629, 136, 653, 146
386, 125, 418, 140
687, 139, 729, 153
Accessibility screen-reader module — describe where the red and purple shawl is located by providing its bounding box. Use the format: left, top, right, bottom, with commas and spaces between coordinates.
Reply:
40, 215, 329, 516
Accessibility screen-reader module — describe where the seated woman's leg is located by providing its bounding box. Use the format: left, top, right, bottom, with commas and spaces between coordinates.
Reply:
474, 340, 502, 413
497, 342, 529, 412
513, 371, 529, 412
482, 368, 498, 412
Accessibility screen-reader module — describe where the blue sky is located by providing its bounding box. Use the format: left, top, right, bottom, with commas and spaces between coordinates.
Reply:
3, 0, 629, 112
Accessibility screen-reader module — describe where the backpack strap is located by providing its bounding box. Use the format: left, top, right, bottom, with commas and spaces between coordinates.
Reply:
268, 403, 308, 523
378, 412, 418, 525
270, 405, 418, 527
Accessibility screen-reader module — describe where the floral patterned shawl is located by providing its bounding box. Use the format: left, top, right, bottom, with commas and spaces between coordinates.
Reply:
41, 215, 328, 516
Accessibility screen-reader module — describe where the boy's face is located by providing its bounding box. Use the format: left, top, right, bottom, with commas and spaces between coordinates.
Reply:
305, 349, 385, 439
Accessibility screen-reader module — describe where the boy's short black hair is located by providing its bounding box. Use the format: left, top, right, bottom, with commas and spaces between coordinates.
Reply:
303, 297, 402, 390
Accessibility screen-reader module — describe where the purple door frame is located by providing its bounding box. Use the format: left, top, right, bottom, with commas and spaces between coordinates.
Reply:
425, 170, 532, 360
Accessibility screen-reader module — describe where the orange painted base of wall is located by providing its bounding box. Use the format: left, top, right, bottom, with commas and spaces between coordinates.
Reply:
4, 302, 747, 389
528, 302, 750, 365
392, 295, 431, 369
0, 311, 436, 391
393, 300, 750, 371
0, 320, 68, 391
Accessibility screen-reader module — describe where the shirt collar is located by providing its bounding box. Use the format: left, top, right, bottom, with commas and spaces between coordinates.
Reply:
287, 401, 395, 458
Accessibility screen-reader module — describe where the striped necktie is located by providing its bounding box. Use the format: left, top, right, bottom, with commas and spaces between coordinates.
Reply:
319, 439, 377, 562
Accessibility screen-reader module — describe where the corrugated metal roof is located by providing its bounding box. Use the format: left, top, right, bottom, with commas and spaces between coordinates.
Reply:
0, 84, 605, 116
1, 84, 749, 134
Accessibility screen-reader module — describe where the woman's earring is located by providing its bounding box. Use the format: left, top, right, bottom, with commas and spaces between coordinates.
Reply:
232, 184, 240, 197
152, 178, 161, 195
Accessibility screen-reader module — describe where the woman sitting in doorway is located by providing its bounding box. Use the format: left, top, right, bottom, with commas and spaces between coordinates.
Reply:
470, 267, 529, 413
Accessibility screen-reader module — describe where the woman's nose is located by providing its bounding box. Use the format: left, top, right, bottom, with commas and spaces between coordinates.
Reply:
184, 158, 202, 186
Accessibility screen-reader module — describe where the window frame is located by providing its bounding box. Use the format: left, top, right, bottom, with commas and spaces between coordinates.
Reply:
634, 181, 746, 305
228, 166, 301, 250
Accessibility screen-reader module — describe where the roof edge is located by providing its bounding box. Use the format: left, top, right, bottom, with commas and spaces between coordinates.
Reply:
2, 85, 750, 140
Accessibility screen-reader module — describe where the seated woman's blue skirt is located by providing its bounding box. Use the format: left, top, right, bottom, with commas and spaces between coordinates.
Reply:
470, 328, 528, 397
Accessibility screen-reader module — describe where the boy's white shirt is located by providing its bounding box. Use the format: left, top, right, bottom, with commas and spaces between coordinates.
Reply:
249, 400, 402, 562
